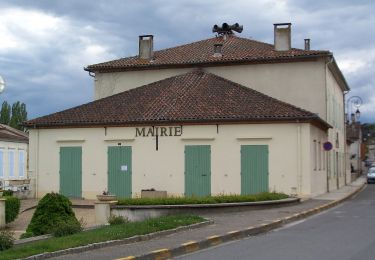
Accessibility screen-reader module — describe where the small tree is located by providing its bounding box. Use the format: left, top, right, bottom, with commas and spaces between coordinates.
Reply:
26, 193, 80, 236
0, 101, 11, 125
9, 101, 27, 131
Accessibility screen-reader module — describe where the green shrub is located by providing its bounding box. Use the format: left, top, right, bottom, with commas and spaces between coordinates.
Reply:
19, 232, 34, 239
26, 192, 80, 236
5, 196, 20, 223
117, 192, 289, 205
108, 215, 128, 225
0, 230, 15, 251
52, 219, 83, 237
2, 190, 13, 197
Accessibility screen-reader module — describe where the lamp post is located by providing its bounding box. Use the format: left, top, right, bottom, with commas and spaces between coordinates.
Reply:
346, 96, 362, 124
0, 75, 5, 94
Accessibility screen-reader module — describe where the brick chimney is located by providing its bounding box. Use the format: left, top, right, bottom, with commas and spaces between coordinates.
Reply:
274, 23, 291, 51
304, 38, 311, 50
213, 44, 223, 58
139, 35, 154, 60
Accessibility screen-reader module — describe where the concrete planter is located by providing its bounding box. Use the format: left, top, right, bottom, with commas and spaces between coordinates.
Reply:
141, 190, 167, 198
111, 197, 300, 222
96, 195, 117, 201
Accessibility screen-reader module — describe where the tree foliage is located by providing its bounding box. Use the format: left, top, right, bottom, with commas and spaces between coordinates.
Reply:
0, 101, 11, 125
0, 101, 27, 130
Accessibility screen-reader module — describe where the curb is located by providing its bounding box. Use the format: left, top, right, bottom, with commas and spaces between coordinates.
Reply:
113, 197, 300, 209
119, 182, 366, 260
22, 220, 213, 260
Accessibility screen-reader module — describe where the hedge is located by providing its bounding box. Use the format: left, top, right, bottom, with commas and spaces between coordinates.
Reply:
4, 196, 21, 223
117, 192, 289, 205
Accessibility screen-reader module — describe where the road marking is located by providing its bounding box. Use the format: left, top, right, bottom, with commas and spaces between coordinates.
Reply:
206, 235, 222, 246
115, 256, 135, 260
181, 241, 199, 253
151, 248, 172, 260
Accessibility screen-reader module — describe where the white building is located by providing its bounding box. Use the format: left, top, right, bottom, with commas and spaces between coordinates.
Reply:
0, 124, 28, 190
25, 23, 350, 199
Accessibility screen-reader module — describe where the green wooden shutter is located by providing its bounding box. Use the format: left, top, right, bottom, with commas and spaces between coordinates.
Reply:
184, 145, 211, 197
241, 145, 269, 195
60, 147, 82, 198
108, 146, 132, 198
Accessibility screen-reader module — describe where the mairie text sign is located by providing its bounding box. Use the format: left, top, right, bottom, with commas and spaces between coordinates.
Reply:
135, 126, 182, 137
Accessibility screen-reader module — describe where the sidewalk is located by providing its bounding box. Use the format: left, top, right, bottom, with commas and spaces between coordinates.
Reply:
49, 177, 366, 260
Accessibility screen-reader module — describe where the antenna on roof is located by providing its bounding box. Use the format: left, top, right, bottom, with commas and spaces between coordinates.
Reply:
212, 23, 243, 36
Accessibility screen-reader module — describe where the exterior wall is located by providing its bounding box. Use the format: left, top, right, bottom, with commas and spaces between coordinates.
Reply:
0, 140, 28, 183
325, 67, 347, 190
29, 122, 325, 200
309, 125, 329, 196
94, 68, 191, 100
94, 61, 327, 120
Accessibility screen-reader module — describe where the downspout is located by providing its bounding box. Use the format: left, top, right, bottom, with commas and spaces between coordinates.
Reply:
297, 124, 303, 195
325, 55, 337, 191
34, 126, 39, 198
324, 57, 329, 192
343, 90, 349, 185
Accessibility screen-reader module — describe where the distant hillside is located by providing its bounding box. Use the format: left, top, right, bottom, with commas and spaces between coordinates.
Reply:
362, 123, 375, 144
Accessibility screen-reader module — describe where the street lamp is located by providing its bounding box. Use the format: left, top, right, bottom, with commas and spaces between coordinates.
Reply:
346, 96, 362, 124
0, 75, 5, 94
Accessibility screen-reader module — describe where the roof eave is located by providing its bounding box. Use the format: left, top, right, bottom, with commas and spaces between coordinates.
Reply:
86, 53, 331, 73
327, 56, 350, 92
24, 116, 328, 130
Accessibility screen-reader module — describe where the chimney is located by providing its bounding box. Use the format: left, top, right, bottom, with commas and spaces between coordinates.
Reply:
139, 35, 154, 60
304, 38, 310, 50
213, 44, 223, 58
274, 23, 291, 51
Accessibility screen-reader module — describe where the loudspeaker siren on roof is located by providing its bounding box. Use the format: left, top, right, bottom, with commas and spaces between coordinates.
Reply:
212, 23, 243, 35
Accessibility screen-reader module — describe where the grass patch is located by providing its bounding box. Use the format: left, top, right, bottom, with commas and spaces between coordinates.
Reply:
118, 192, 289, 205
0, 215, 204, 260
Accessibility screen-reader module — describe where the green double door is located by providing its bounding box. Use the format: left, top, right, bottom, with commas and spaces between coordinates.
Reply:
241, 145, 269, 195
59, 147, 82, 198
108, 146, 132, 198
185, 145, 211, 197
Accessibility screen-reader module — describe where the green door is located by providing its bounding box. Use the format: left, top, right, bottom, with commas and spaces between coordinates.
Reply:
108, 146, 132, 198
241, 145, 269, 195
185, 145, 211, 197
60, 147, 82, 198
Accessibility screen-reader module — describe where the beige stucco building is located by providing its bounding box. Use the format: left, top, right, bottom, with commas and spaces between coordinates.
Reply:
25, 23, 350, 199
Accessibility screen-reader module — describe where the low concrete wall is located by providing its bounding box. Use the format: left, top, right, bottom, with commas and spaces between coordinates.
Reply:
110, 198, 300, 222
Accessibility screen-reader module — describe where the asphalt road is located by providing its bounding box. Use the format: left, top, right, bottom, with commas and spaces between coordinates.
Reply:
177, 185, 375, 260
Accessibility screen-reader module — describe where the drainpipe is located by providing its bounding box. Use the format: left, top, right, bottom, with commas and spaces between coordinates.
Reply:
343, 90, 349, 185
34, 127, 39, 198
297, 124, 303, 194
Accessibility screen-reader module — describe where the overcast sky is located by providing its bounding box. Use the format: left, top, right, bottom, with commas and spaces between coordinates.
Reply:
0, 0, 374, 123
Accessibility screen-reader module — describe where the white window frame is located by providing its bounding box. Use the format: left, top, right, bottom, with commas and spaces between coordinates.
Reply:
19, 150, 25, 178
9, 150, 15, 178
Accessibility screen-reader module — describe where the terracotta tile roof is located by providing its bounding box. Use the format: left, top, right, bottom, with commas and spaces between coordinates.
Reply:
24, 70, 329, 129
86, 35, 330, 72
0, 124, 28, 143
